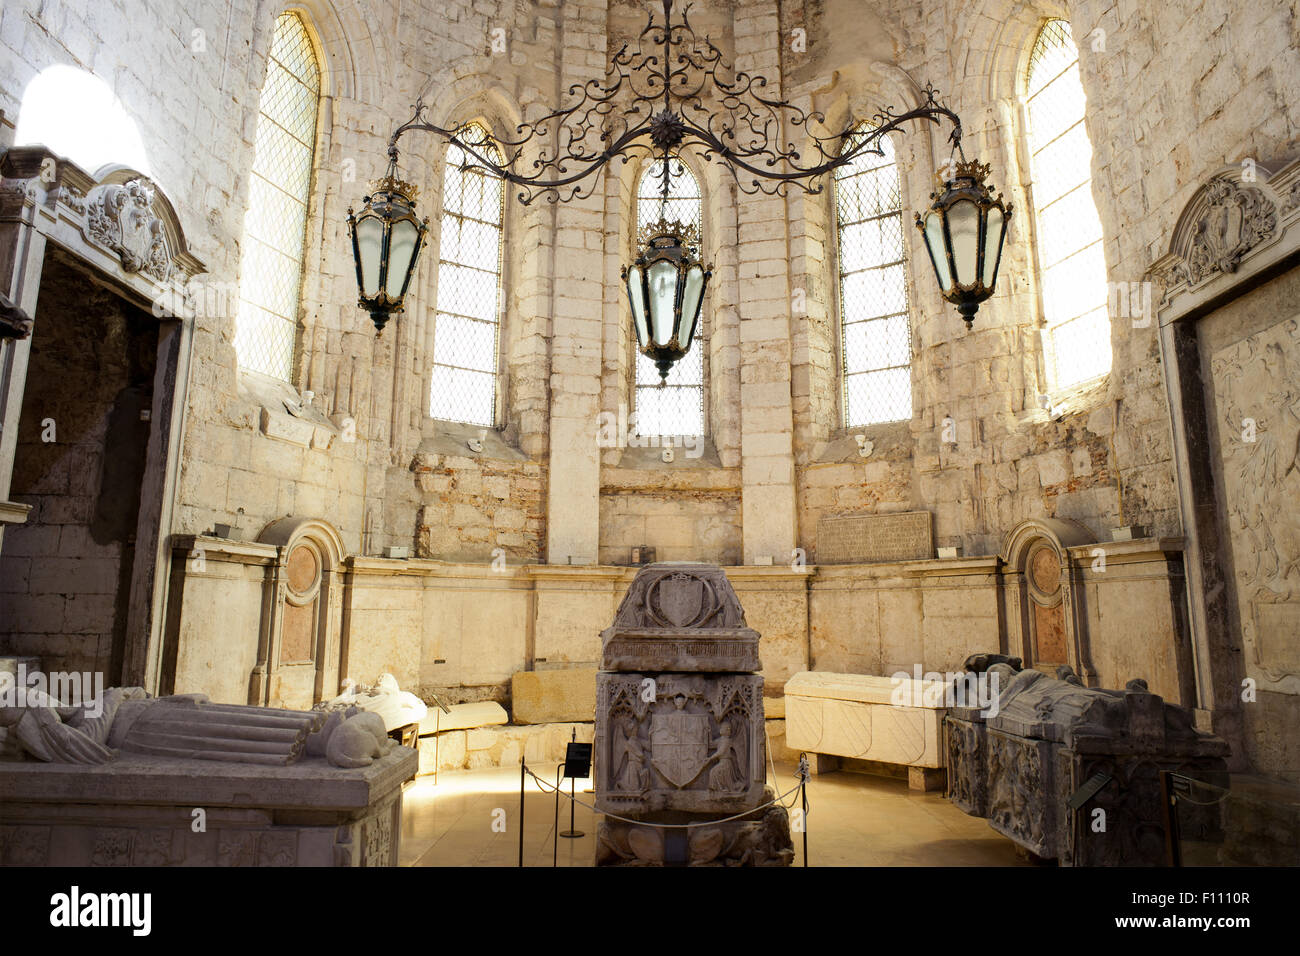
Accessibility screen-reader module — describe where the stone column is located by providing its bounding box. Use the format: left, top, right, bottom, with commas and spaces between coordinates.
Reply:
0, 152, 50, 553
544, 0, 608, 565
733, 0, 798, 565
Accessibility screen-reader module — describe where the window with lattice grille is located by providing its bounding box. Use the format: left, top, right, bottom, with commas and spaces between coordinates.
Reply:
428, 125, 505, 426
834, 128, 911, 427
634, 157, 705, 437
234, 11, 320, 383
1025, 18, 1112, 388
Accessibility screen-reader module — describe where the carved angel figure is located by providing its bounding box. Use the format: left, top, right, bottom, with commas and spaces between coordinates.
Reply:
613, 716, 649, 792
707, 720, 747, 793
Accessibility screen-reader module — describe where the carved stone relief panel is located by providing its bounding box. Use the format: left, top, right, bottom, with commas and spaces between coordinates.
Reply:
1027, 544, 1067, 665
280, 542, 321, 664
597, 672, 765, 814
1209, 317, 1300, 690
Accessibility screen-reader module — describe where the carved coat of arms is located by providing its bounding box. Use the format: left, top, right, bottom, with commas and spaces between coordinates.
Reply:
656, 572, 704, 627
85, 179, 172, 282
1184, 178, 1276, 285
650, 704, 710, 788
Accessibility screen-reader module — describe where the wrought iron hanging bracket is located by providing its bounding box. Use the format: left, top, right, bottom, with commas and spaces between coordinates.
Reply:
384, 0, 965, 206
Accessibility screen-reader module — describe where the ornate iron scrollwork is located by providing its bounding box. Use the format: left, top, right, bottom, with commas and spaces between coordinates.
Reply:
387, 0, 963, 206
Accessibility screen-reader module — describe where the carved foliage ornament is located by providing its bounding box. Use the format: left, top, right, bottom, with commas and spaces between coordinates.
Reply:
85, 178, 173, 282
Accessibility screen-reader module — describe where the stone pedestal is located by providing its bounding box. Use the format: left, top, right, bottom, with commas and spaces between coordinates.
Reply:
594, 563, 792, 866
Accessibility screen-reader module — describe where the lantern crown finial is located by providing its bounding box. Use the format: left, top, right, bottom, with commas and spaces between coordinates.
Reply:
938, 158, 990, 184
932, 159, 1003, 202
367, 174, 420, 204
636, 216, 701, 252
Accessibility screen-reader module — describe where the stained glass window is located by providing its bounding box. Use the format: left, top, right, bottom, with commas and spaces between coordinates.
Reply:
235, 11, 320, 382
835, 127, 911, 426
634, 157, 705, 437
428, 124, 505, 426
1025, 18, 1111, 388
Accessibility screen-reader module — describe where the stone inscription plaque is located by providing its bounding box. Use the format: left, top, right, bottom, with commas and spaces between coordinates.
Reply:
816, 511, 933, 564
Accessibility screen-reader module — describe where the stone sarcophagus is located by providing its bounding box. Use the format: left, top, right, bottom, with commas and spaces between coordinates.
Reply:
946, 663, 1229, 866
784, 671, 948, 790
595, 564, 793, 866
0, 689, 416, 866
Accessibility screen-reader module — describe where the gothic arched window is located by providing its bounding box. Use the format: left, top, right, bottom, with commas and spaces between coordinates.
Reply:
1024, 18, 1111, 388
834, 128, 911, 427
235, 11, 321, 382
428, 124, 505, 426
634, 157, 705, 437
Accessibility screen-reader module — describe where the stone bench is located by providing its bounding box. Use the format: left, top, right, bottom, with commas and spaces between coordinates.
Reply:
784, 671, 948, 791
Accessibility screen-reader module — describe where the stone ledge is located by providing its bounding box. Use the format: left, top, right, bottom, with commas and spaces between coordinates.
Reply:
171, 534, 278, 565
0, 500, 31, 525
416, 719, 794, 773
417, 722, 594, 774
0, 748, 417, 812
1065, 536, 1186, 564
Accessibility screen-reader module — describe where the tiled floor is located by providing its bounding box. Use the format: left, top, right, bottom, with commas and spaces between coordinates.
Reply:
400, 763, 1028, 866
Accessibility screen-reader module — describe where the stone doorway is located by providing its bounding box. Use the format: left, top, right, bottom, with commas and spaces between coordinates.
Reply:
0, 253, 175, 684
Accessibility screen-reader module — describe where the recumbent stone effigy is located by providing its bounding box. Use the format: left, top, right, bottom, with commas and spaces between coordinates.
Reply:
594, 563, 793, 866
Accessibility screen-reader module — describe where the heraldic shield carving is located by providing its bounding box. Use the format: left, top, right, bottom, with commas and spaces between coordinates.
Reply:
656, 573, 705, 628
594, 563, 794, 865
650, 698, 711, 788
600, 564, 761, 672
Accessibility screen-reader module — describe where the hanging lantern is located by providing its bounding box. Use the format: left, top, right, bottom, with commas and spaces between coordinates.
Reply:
622, 218, 711, 382
914, 159, 1012, 329
347, 171, 428, 334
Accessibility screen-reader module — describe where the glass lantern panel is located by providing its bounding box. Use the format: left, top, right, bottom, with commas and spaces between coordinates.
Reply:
923, 211, 953, 291
355, 217, 384, 296
385, 218, 420, 298
679, 265, 705, 348
647, 260, 678, 347
947, 200, 981, 286
981, 206, 1005, 288
627, 266, 649, 348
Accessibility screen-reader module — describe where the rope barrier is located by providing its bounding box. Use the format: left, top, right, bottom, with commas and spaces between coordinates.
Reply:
763, 719, 804, 810
522, 765, 805, 829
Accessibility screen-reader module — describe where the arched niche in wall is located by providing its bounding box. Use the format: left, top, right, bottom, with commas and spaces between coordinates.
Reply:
1001, 517, 1097, 683
251, 516, 347, 710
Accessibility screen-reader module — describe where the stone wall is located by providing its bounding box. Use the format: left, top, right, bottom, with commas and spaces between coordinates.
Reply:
0, 0, 1296, 779
412, 446, 546, 563
162, 548, 1196, 716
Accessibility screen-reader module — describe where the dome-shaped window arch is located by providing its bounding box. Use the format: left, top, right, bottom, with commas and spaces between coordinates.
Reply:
833, 125, 911, 427
234, 10, 323, 383
428, 122, 506, 427
1023, 18, 1111, 389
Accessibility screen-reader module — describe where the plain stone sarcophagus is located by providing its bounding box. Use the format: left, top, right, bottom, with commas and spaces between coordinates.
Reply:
595, 564, 793, 866
784, 671, 948, 789
946, 665, 1229, 865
